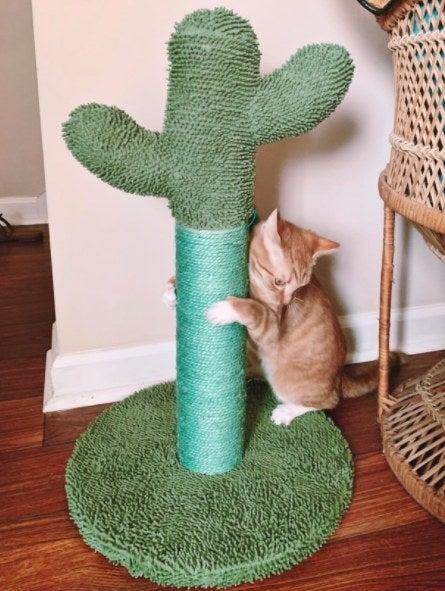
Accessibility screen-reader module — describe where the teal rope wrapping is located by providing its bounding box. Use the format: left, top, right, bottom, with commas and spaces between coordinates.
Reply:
176, 223, 249, 474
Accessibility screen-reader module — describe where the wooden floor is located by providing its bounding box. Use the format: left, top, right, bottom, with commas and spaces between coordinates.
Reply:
1, 225, 444, 591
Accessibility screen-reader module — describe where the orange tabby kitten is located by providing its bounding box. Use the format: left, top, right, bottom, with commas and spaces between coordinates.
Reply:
207, 209, 383, 426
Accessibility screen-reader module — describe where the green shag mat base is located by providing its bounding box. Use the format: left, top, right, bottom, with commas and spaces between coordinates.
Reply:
66, 381, 353, 588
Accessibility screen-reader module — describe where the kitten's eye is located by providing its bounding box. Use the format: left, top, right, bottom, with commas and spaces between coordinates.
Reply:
274, 278, 285, 286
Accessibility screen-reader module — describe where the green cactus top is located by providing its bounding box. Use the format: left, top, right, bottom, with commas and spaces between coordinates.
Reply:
63, 8, 354, 230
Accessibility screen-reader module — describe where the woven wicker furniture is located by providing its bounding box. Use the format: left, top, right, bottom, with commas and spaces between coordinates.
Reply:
374, 0, 445, 522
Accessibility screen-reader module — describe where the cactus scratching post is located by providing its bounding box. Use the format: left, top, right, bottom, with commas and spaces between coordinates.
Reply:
64, 8, 355, 587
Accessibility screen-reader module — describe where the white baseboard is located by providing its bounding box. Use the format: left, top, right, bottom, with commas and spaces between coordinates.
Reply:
43, 303, 445, 412
43, 324, 176, 412
341, 302, 445, 364
0, 193, 48, 224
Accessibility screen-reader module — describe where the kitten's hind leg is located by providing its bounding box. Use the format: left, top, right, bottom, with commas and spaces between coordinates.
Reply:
271, 403, 317, 426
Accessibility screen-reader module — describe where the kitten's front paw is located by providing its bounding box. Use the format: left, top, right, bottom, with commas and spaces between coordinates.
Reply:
162, 277, 176, 310
207, 299, 239, 325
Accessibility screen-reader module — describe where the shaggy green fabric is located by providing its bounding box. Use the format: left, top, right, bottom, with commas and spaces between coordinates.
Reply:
66, 381, 353, 588
63, 8, 354, 230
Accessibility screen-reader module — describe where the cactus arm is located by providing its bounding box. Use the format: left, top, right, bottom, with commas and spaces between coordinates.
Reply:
63, 104, 171, 198
249, 44, 354, 145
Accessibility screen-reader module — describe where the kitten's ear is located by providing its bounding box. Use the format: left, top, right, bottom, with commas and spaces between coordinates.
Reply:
262, 209, 282, 249
276, 211, 287, 237
313, 236, 340, 260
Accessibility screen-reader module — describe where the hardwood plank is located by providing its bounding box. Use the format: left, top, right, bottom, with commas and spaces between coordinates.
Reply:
392, 349, 445, 386
332, 452, 430, 540
329, 393, 381, 457
0, 512, 73, 551
0, 397, 43, 452
44, 403, 111, 446
0, 225, 50, 259
0, 273, 54, 326
0, 321, 53, 360
253, 519, 445, 591
0, 444, 73, 522
0, 357, 46, 401
0, 513, 159, 591
0, 530, 162, 591
0, 250, 52, 275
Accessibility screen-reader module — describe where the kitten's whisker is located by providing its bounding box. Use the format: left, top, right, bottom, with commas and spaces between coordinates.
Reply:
291, 296, 304, 304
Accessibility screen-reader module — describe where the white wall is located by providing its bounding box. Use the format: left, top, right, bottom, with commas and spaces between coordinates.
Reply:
33, 0, 445, 411
0, 0, 46, 222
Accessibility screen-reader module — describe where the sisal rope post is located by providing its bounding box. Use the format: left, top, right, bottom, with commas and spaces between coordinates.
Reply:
175, 224, 249, 474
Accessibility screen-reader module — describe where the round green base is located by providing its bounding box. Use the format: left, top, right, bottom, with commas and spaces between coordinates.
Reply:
66, 381, 353, 588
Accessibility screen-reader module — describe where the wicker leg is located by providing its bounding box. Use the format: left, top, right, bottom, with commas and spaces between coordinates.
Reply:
378, 204, 395, 418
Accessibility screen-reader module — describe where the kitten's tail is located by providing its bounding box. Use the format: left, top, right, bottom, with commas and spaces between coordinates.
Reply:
341, 352, 406, 399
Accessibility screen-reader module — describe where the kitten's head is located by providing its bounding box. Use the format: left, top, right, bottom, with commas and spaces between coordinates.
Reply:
249, 209, 339, 307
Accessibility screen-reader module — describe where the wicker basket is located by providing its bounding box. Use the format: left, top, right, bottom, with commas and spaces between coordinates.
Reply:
381, 359, 445, 522
375, 0, 445, 524
378, 0, 445, 260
